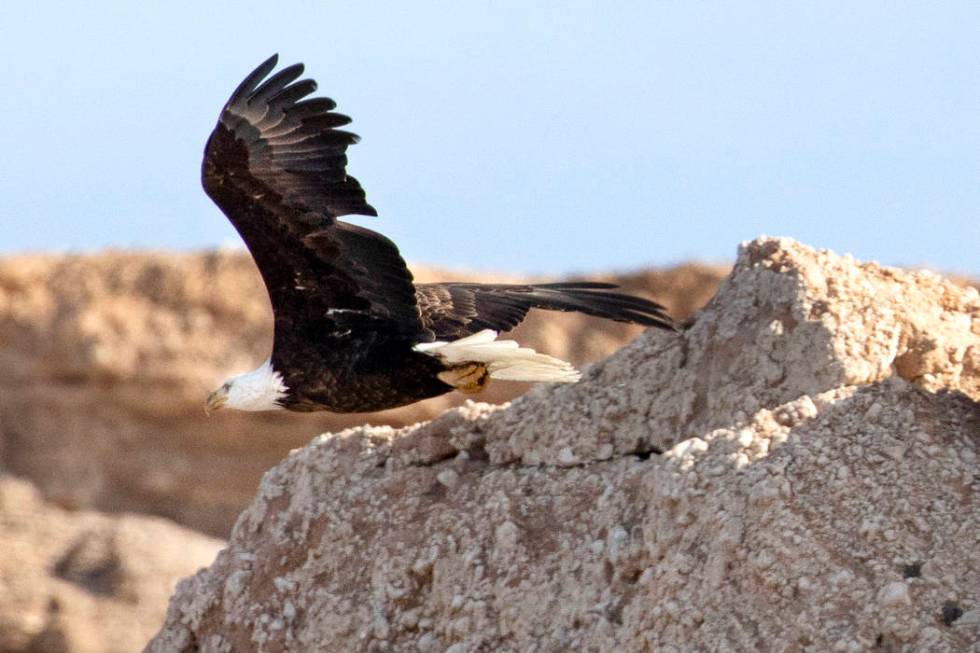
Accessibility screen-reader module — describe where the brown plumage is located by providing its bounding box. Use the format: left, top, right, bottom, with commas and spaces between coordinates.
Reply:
203, 55, 673, 414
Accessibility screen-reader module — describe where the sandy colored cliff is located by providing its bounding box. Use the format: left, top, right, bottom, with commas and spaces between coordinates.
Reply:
0, 475, 223, 653
146, 238, 979, 651
0, 252, 724, 536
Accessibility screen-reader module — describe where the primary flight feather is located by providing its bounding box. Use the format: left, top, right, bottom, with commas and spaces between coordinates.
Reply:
204, 55, 674, 414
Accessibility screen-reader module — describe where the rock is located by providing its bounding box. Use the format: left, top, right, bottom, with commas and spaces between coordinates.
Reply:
878, 581, 912, 608
0, 251, 726, 536
148, 238, 980, 651
0, 475, 222, 653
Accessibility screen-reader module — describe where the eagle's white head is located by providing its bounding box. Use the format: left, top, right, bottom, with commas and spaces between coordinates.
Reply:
206, 358, 288, 413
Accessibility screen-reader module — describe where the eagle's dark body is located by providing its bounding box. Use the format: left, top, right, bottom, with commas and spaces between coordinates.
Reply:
203, 55, 673, 413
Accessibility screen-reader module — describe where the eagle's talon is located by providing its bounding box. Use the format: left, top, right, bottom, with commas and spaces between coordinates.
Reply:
438, 363, 491, 394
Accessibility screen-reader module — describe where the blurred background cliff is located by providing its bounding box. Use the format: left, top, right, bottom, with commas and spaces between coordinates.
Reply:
0, 253, 726, 537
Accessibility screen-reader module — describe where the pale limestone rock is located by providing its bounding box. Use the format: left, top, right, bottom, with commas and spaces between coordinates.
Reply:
0, 476, 222, 653
148, 239, 980, 651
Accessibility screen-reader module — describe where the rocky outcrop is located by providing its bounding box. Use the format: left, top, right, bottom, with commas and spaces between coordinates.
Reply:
0, 252, 724, 536
0, 475, 223, 653
148, 238, 979, 651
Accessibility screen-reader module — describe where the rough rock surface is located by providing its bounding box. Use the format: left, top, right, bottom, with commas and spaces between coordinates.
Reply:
0, 251, 724, 536
0, 474, 223, 653
149, 238, 979, 652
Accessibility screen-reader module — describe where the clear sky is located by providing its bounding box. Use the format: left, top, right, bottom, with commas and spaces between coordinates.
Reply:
1, 2, 977, 275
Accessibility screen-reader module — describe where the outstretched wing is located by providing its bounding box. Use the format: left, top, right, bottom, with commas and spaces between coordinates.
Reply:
202, 55, 424, 342
415, 282, 674, 339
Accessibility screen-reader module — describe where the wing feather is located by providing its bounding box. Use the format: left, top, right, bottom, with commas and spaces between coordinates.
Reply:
416, 282, 675, 339
202, 55, 425, 348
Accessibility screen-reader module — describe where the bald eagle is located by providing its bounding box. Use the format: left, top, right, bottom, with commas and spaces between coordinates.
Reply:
204, 55, 673, 414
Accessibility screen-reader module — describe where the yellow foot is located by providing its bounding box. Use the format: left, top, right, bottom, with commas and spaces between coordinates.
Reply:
438, 363, 491, 394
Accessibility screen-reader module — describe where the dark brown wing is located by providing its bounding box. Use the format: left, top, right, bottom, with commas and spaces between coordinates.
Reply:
415, 282, 674, 339
202, 55, 424, 344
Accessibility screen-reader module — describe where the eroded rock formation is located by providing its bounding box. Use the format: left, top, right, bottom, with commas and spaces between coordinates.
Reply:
148, 238, 980, 651
0, 475, 222, 653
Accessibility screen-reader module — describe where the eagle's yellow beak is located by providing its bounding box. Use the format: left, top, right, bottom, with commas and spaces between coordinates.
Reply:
205, 388, 228, 416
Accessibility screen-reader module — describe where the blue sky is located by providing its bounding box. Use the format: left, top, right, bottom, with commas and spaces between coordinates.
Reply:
1, 2, 977, 275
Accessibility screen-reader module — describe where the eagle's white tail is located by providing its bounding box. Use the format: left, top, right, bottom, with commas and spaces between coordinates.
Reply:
415, 330, 581, 383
